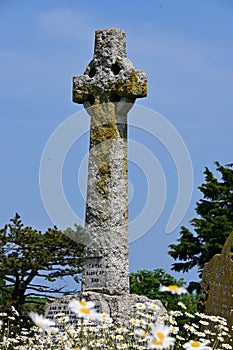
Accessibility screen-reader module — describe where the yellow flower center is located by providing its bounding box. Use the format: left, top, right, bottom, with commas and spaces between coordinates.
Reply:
168, 285, 179, 290
80, 300, 87, 306
156, 331, 165, 339
191, 341, 201, 347
153, 340, 163, 345
141, 330, 146, 337
79, 307, 90, 314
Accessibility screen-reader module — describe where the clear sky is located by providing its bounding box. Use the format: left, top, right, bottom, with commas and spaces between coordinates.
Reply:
1, 0, 233, 288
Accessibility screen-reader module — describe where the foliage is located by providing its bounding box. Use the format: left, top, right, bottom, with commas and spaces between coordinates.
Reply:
168, 162, 233, 277
129, 268, 198, 315
0, 279, 8, 306
0, 213, 84, 315
21, 297, 47, 314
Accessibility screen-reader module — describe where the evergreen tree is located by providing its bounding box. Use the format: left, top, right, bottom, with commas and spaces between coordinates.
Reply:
0, 214, 84, 313
169, 162, 233, 277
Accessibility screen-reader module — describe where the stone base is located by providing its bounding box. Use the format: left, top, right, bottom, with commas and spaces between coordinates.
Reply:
45, 292, 166, 322
79, 292, 166, 318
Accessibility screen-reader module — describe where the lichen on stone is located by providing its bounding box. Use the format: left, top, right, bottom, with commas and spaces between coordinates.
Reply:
90, 123, 119, 147
96, 162, 110, 198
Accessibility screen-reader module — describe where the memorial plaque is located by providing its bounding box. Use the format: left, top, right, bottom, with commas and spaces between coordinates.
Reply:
45, 295, 81, 326
201, 231, 233, 339
82, 258, 106, 289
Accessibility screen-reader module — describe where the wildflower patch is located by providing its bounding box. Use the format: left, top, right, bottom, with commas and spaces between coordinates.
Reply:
1, 298, 232, 349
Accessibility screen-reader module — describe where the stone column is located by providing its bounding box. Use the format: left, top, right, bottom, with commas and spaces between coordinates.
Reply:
73, 28, 147, 295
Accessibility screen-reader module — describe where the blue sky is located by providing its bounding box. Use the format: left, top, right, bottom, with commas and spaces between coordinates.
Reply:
1, 0, 233, 288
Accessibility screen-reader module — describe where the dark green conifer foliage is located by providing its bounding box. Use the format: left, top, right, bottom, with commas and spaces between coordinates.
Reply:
169, 162, 233, 276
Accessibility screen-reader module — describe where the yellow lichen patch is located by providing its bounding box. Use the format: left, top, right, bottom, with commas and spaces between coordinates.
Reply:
126, 70, 147, 97
72, 80, 90, 104
90, 102, 117, 125
96, 162, 110, 198
90, 124, 119, 147
113, 69, 147, 99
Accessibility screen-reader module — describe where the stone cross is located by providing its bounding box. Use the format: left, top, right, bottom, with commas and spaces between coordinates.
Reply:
73, 28, 147, 295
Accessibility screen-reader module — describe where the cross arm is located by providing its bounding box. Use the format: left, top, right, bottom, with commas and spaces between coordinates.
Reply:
73, 68, 147, 106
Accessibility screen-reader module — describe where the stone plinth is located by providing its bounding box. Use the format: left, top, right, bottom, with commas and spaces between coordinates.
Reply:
45, 292, 166, 323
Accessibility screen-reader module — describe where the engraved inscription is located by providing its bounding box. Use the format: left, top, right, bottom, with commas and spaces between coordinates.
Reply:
82, 258, 106, 289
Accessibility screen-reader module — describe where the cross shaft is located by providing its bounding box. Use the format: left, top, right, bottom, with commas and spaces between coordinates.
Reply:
73, 28, 147, 295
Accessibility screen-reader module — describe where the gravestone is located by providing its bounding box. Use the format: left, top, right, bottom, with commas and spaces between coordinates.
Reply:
200, 231, 233, 339
73, 27, 147, 295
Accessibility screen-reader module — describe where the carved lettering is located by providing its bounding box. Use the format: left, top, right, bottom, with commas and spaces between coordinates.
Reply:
81, 256, 107, 289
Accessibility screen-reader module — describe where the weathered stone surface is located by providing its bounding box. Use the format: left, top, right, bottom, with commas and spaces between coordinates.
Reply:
73, 28, 147, 106
72, 28, 147, 295
200, 231, 233, 338
45, 28, 165, 326
45, 292, 166, 322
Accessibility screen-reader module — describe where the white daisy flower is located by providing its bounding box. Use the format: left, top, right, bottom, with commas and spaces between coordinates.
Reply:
28, 312, 58, 333
135, 328, 147, 339
100, 312, 113, 323
136, 302, 146, 310
183, 339, 210, 349
178, 301, 187, 309
117, 344, 127, 349
148, 303, 160, 311
150, 323, 175, 349
68, 299, 100, 320
130, 318, 140, 326
116, 334, 124, 341
159, 284, 187, 295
